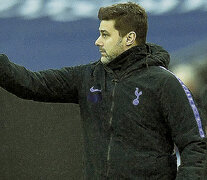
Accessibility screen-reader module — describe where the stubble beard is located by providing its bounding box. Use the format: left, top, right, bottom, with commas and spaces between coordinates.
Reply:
101, 38, 124, 65
101, 53, 114, 64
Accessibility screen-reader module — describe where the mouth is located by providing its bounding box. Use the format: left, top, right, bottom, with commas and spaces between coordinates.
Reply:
99, 50, 106, 54
99, 49, 105, 52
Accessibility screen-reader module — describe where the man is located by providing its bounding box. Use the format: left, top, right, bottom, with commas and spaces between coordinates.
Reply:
0, 2, 206, 179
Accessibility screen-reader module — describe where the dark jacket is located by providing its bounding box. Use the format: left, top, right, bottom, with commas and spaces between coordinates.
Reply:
0, 44, 206, 180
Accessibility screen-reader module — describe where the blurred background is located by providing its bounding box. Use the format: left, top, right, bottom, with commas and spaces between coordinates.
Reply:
0, 0, 206, 179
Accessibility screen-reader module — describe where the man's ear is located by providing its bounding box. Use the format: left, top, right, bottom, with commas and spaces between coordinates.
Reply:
126, 31, 136, 46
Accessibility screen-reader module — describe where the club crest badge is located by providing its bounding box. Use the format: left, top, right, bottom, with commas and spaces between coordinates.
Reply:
133, 87, 142, 106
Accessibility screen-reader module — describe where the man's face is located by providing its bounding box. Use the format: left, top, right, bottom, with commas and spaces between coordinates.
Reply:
95, 20, 125, 64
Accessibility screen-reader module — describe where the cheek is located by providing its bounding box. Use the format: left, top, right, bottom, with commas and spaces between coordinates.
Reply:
104, 40, 116, 52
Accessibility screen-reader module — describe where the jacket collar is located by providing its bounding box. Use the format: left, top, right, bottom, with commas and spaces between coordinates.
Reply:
101, 43, 170, 75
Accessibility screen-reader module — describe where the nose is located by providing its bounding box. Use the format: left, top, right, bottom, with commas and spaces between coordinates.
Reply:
95, 36, 103, 47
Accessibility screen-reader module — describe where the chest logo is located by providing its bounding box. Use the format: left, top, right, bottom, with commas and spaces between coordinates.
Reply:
87, 86, 102, 103
90, 86, 102, 92
133, 87, 142, 106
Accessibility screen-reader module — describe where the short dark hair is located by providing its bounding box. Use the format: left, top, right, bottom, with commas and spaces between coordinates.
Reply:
98, 2, 148, 45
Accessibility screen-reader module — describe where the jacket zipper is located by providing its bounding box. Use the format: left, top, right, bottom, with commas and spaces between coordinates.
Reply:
106, 79, 118, 177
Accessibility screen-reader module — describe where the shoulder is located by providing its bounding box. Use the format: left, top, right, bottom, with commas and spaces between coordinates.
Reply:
153, 66, 192, 100
148, 66, 180, 81
142, 66, 188, 94
0, 54, 8, 60
142, 66, 179, 83
75, 60, 99, 69
62, 60, 99, 72
66, 60, 101, 78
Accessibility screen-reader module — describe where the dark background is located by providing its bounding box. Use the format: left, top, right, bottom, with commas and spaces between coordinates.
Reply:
0, 88, 83, 179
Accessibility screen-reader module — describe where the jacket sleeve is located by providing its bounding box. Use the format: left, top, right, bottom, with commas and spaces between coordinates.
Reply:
160, 70, 207, 179
0, 54, 81, 103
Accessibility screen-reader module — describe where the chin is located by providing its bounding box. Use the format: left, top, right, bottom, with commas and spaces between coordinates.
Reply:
101, 57, 110, 64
